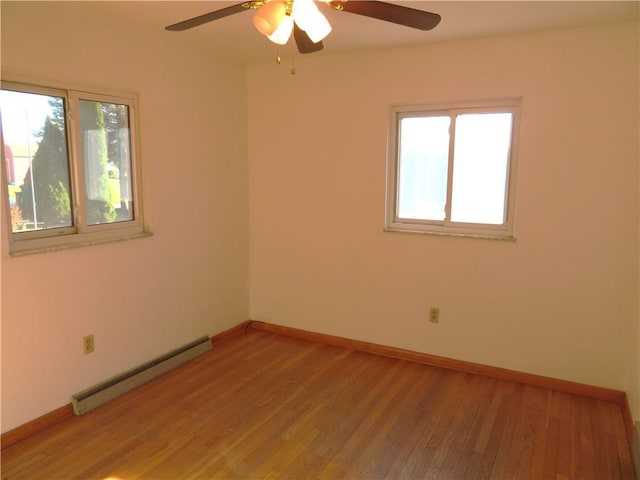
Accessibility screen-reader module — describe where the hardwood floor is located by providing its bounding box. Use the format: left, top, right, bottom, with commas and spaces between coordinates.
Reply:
2, 330, 635, 479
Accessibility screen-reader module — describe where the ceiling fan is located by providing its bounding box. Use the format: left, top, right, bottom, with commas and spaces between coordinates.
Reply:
165, 1, 441, 55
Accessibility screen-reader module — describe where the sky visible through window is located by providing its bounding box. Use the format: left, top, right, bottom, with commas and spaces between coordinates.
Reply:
398, 115, 450, 221
1, 90, 57, 188
398, 112, 512, 225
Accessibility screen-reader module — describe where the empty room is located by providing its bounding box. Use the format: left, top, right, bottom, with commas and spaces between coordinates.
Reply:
1, 1, 639, 478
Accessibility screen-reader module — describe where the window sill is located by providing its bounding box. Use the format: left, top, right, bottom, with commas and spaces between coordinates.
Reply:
9, 231, 153, 257
383, 227, 516, 242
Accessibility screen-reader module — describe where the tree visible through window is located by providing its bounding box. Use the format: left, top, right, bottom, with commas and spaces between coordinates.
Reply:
79, 99, 133, 226
2, 90, 72, 231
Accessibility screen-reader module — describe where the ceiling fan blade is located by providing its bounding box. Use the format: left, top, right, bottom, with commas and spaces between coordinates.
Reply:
294, 24, 324, 54
333, 1, 441, 31
165, 2, 249, 31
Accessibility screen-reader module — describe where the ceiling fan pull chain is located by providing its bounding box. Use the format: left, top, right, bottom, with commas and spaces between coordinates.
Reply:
290, 56, 296, 75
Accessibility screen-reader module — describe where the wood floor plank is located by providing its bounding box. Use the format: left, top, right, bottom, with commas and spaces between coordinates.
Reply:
606, 400, 637, 479
445, 375, 501, 478
1, 330, 635, 480
556, 391, 575, 480
488, 383, 526, 479
542, 415, 561, 479
311, 358, 409, 476
425, 374, 497, 480
515, 386, 552, 479
379, 368, 461, 478
355, 363, 440, 478
464, 380, 519, 479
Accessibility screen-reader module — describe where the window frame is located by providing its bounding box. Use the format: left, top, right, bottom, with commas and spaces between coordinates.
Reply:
1, 79, 147, 255
385, 98, 521, 240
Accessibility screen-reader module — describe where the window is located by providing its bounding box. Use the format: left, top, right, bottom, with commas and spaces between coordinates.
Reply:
1, 81, 146, 254
386, 99, 520, 239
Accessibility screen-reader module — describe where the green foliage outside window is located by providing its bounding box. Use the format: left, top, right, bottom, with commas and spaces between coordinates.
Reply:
18, 117, 72, 228
80, 100, 116, 225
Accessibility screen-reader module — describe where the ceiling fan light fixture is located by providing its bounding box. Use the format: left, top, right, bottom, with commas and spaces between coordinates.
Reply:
253, 1, 287, 36
267, 13, 294, 45
166, 0, 442, 56
292, 0, 332, 43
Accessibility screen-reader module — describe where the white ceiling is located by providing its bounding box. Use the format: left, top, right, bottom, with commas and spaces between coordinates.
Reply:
92, 1, 638, 63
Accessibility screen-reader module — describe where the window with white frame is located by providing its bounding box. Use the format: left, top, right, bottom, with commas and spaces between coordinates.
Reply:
386, 99, 520, 239
1, 81, 146, 254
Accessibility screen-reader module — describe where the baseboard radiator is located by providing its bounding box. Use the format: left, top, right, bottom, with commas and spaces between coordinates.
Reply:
71, 336, 212, 416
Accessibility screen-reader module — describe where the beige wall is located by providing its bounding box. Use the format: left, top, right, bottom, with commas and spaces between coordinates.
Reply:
248, 23, 640, 420
1, 2, 638, 434
1, 3, 249, 432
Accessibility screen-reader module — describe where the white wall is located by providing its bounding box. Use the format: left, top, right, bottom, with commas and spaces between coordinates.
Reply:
248, 23, 640, 419
1, 2, 249, 432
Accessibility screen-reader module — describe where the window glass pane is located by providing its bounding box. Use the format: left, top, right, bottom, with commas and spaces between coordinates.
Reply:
450, 113, 512, 224
397, 116, 450, 221
1, 89, 73, 233
79, 99, 134, 225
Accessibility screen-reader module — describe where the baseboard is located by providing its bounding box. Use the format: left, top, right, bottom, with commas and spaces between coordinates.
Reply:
2, 322, 252, 450
247, 320, 628, 405
1, 404, 74, 450
211, 320, 252, 345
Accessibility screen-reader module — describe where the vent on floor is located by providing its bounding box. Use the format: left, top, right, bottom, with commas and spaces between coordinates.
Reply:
71, 335, 212, 415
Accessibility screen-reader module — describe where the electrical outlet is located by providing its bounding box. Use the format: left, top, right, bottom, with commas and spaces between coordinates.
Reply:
83, 334, 95, 354
429, 307, 440, 323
